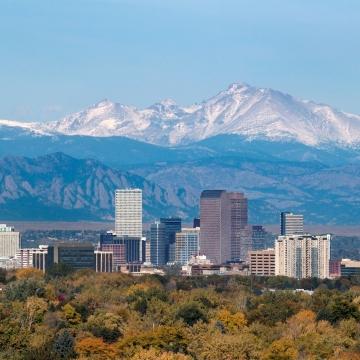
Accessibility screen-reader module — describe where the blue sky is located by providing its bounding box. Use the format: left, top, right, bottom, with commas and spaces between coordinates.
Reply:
0, 0, 359, 121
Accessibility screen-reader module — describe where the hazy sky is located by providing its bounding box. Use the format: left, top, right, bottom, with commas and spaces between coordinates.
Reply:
1, 0, 359, 121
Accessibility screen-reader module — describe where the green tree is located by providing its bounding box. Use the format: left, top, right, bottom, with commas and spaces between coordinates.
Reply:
175, 302, 207, 326
53, 329, 75, 359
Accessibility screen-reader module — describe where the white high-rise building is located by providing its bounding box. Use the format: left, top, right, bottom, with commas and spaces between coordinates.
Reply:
280, 212, 304, 235
0, 224, 21, 258
175, 227, 200, 265
275, 234, 330, 279
115, 189, 142, 237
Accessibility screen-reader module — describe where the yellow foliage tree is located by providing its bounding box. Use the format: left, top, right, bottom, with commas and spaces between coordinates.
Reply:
131, 348, 191, 360
75, 336, 117, 360
263, 337, 298, 360
24, 296, 48, 331
16, 268, 43, 280
63, 303, 81, 325
216, 309, 247, 333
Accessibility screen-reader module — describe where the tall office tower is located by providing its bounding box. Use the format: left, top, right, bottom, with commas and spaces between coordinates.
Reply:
175, 227, 200, 265
199, 190, 230, 264
252, 225, 267, 250
115, 189, 142, 237
150, 221, 166, 266
280, 212, 304, 235
228, 192, 249, 262
160, 217, 182, 263
275, 234, 330, 279
0, 224, 21, 258
249, 248, 275, 276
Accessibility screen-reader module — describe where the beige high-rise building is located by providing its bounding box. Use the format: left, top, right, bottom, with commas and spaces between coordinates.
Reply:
249, 248, 275, 276
0, 224, 20, 258
115, 189, 142, 237
275, 234, 330, 279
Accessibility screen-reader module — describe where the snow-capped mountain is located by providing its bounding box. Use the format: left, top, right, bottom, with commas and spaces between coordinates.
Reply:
45, 83, 360, 146
3, 83, 360, 147
0, 119, 46, 135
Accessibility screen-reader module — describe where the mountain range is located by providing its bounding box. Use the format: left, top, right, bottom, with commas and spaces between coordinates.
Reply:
1, 83, 360, 224
2, 83, 360, 147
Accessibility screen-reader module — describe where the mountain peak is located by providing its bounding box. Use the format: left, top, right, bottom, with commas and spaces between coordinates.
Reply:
226, 82, 251, 93
158, 98, 177, 107
35, 83, 360, 147
94, 99, 114, 108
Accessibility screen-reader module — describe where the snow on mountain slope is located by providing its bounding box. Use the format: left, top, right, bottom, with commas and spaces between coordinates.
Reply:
0, 119, 46, 135
5, 83, 360, 147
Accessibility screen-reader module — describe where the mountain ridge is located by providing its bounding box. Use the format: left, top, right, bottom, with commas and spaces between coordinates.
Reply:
2, 83, 360, 147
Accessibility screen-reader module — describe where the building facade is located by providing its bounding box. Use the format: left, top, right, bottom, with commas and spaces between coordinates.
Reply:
280, 212, 304, 235
150, 221, 166, 266
252, 225, 267, 250
32, 245, 54, 273
175, 227, 200, 265
340, 259, 360, 276
200, 190, 250, 264
100, 232, 143, 270
199, 190, 230, 264
275, 234, 330, 279
53, 243, 95, 270
249, 248, 275, 276
95, 250, 113, 272
160, 217, 182, 263
228, 192, 249, 262
0, 224, 20, 258
115, 189, 142, 237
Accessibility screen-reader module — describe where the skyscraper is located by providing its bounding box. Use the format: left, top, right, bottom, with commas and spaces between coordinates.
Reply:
0, 224, 21, 258
275, 234, 330, 279
115, 189, 142, 237
160, 217, 182, 263
280, 212, 304, 235
252, 225, 267, 250
175, 227, 200, 265
199, 190, 230, 264
150, 221, 166, 266
228, 192, 249, 262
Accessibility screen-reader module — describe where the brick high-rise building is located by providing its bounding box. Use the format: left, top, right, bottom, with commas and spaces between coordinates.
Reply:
199, 190, 230, 264
200, 190, 250, 264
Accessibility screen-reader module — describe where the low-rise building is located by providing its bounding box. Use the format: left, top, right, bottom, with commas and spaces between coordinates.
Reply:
95, 250, 113, 272
249, 248, 275, 276
340, 259, 360, 276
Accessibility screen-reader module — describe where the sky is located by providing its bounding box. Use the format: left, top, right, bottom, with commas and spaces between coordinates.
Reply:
0, 0, 359, 122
